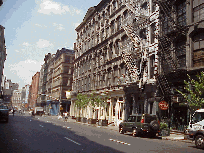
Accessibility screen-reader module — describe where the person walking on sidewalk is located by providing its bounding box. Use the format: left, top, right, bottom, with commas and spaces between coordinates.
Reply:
12, 108, 15, 116
64, 112, 68, 122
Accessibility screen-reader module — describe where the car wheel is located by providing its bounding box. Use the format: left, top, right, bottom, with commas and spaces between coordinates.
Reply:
119, 127, 124, 134
195, 135, 204, 149
132, 128, 138, 137
150, 120, 159, 131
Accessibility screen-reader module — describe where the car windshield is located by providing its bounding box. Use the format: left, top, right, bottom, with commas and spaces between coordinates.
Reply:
192, 112, 204, 123
127, 116, 136, 122
145, 115, 157, 123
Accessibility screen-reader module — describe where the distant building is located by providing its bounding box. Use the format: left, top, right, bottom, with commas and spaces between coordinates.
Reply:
2, 78, 19, 105
28, 72, 40, 109
0, 25, 6, 95
38, 48, 75, 115
12, 89, 23, 110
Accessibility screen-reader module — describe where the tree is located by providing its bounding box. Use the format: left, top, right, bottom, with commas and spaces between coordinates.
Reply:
176, 71, 204, 112
75, 93, 89, 117
89, 92, 110, 119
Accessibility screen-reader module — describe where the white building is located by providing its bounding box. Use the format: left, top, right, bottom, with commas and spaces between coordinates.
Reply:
71, 0, 160, 126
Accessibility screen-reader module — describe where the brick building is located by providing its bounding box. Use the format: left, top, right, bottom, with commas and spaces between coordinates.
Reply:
28, 72, 40, 109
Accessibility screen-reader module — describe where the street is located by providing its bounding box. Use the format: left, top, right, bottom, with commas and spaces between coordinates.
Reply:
0, 113, 203, 153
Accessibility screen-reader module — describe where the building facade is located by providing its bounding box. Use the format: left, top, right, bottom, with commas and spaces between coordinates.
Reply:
0, 25, 6, 96
28, 72, 40, 109
2, 78, 19, 105
38, 48, 75, 115
71, 0, 160, 126
154, 0, 204, 130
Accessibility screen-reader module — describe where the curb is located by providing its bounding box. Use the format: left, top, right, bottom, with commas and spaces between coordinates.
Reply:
162, 137, 194, 143
42, 116, 194, 144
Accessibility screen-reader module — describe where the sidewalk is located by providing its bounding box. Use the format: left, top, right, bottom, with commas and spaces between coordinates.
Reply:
43, 115, 194, 144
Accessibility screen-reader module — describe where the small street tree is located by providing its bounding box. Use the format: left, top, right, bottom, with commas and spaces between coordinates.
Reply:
89, 92, 110, 119
75, 93, 89, 117
89, 92, 101, 119
177, 71, 204, 112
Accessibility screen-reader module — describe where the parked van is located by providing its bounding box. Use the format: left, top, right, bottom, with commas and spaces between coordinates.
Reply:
187, 109, 204, 149
34, 107, 44, 116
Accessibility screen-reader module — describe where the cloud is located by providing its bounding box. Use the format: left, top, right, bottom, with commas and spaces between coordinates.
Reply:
8, 60, 43, 84
37, 0, 82, 15
35, 23, 47, 28
22, 42, 30, 46
53, 23, 64, 31
36, 39, 53, 48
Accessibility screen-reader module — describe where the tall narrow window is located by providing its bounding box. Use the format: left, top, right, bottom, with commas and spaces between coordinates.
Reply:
192, 32, 204, 67
150, 23, 156, 44
175, 38, 186, 68
150, 55, 155, 78
193, 3, 204, 22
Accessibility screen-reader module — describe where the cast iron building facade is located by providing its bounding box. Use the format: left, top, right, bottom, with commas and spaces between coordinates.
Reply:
71, 0, 160, 125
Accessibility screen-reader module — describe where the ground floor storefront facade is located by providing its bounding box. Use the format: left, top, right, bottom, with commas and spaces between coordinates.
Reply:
70, 83, 160, 126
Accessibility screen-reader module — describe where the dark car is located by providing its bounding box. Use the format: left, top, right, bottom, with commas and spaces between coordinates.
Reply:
119, 114, 160, 137
0, 105, 9, 122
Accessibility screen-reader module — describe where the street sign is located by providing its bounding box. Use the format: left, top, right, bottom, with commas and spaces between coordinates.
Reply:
159, 101, 169, 110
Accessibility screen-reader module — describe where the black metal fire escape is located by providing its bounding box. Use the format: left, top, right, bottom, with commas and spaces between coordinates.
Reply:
153, 0, 188, 122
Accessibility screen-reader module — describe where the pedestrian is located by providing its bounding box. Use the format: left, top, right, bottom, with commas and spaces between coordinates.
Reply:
12, 108, 15, 116
64, 112, 68, 122
32, 110, 35, 117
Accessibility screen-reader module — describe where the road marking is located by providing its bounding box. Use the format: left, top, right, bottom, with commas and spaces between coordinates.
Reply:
64, 137, 81, 146
39, 125, 44, 127
109, 139, 131, 146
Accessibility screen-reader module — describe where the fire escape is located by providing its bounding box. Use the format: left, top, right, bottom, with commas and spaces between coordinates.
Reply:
121, 0, 149, 88
121, 0, 188, 106
154, 0, 188, 102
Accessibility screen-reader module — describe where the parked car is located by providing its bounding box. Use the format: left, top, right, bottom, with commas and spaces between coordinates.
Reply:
119, 114, 160, 137
0, 104, 9, 122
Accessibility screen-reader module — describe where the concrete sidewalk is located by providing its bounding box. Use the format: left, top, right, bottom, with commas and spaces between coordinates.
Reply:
42, 115, 194, 144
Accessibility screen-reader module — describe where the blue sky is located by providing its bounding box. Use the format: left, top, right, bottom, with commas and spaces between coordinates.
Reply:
0, 0, 101, 88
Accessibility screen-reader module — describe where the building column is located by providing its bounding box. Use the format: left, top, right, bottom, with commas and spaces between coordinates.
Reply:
132, 94, 136, 114
124, 94, 129, 121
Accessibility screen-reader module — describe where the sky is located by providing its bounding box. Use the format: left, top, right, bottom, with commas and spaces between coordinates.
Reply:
0, 0, 101, 88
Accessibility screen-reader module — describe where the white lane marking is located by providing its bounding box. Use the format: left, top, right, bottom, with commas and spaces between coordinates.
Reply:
64, 137, 81, 146
109, 139, 131, 146
39, 125, 44, 127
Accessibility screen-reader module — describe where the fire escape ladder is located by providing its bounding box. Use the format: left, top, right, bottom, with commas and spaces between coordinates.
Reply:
122, 14, 141, 47
157, 0, 187, 35
158, 36, 178, 72
152, 0, 178, 100
123, 0, 140, 18
121, 1, 149, 85
121, 48, 139, 83
157, 74, 171, 96
121, 13, 141, 83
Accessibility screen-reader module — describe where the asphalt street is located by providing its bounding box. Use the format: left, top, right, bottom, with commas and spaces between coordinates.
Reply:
0, 113, 203, 153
